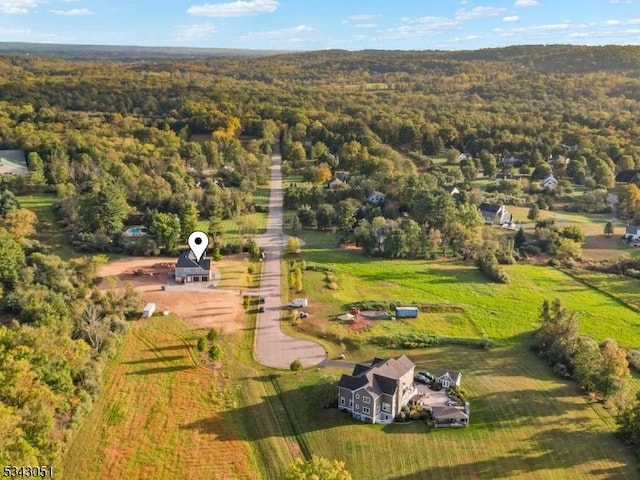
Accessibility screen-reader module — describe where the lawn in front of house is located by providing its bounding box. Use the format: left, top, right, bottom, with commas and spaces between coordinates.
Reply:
274, 345, 638, 480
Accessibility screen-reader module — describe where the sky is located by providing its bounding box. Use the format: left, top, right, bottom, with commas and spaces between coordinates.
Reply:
0, 0, 639, 51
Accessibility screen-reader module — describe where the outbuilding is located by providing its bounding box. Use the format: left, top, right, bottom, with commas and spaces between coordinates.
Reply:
142, 303, 156, 318
395, 306, 419, 318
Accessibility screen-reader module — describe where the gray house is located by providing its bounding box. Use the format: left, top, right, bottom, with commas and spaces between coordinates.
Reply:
175, 251, 211, 284
479, 203, 511, 225
435, 369, 462, 388
624, 225, 640, 242
338, 355, 416, 424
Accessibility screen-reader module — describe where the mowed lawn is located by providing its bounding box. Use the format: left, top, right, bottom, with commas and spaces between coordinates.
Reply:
297, 247, 640, 347
17, 193, 77, 259
276, 346, 639, 480
62, 315, 277, 480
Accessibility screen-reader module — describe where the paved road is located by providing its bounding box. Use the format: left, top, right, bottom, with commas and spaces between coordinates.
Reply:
254, 146, 326, 369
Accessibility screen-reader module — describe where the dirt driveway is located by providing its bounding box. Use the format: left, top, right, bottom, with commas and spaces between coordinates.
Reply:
99, 255, 246, 333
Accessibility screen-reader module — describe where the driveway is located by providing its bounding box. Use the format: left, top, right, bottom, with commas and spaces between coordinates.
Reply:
253, 145, 326, 369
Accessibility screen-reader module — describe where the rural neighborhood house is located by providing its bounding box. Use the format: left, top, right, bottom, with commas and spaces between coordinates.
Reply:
174, 251, 212, 283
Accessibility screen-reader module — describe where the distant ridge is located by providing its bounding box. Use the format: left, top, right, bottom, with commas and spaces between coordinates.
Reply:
0, 41, 290, 59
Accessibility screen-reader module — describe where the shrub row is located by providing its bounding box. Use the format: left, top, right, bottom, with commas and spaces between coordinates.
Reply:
370, 333, 493, 350
347, 300, 466, 313
476, 254, 510, 284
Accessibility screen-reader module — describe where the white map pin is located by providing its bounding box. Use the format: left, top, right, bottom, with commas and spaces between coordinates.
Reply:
187, 231, 209, 262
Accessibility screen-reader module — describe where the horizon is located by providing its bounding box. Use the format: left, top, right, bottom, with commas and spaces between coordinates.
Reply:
0, 0, 639, 51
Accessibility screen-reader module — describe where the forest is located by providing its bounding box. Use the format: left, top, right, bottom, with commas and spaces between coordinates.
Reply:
3, 44, 640, 466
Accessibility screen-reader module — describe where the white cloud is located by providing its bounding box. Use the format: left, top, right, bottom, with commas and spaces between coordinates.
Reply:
174, 22, 216, 41
379, 16, 460, 40
606, 19, 621, 25
354, 23, 377, 29
455, 6, 505, 21
630, 18, 640, 23
503, 15, 519, 22
241, 24, 313, 41
0, 0, 39, 14
514, 0, 539, 6
346, 14, 380, 21
50, 8, 93, 15
188, 0, 278, 17
0, 26, 71, 42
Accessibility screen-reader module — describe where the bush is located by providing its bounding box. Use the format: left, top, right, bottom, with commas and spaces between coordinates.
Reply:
628, 349, 640, 372
476, 254, 510, 283
290, 358, 303, 371
208, 345, 222, 361
197, 337, 206, 352
206, 329, 219, 342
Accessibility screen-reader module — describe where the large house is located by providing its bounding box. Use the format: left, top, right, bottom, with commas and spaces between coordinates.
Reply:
479, 203, 511, 225
615, 170, 640, 184
175, 251, 211, 284
338, 355, 416, 424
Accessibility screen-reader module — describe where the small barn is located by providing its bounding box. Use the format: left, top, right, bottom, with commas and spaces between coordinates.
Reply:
395, 306, 419, 318
142, 303, 156, 318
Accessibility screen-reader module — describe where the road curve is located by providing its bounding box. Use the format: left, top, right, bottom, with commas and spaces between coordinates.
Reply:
253, 146, 327, 369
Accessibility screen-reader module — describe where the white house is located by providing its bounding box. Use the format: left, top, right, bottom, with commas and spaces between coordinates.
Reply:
624, 225, 640, 242
540, 174, 558, 190
329, 178, 344, 190
366, 191, 386, 205
435, 369, 462, 388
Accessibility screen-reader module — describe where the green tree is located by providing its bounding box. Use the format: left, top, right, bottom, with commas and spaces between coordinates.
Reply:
283, 456, 352, 480
2, 207, 37, 240
286, 236, 301, 254
26, 152, 46, 188
533, 298, 579, 370
79, 176, 130, 236
604, 221, 614, 237
151, 212, 181, 250
527, 204, 540, 221
208, 345, 222, 361
290, 358, 303, 372
0, 228, 25, 287
561, 225, 586, 242
180, 201, 199, 239
0, 188, 20, 216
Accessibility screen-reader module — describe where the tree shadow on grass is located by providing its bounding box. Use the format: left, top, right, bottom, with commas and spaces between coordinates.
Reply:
389, 429, 636, 480
122, 355, 186, 365
127, 365, 196, 375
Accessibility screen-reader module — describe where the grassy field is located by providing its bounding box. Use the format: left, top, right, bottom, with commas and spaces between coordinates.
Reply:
62, 314, 297, 480
275, 345, 639, 479
507, 205, 640, 261
292, 245, 640, 348
252, 186, 270, 207
17, 193, 77, 259
197, 212, 267, 244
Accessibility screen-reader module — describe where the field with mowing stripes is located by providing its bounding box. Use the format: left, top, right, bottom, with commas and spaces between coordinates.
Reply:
62, 315, 287, 480
276, 346, 639, 479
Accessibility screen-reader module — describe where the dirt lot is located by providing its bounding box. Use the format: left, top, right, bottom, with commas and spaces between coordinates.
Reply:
99, 255, 247, 333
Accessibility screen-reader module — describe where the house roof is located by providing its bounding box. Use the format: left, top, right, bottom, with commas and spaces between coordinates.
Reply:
444, 186, 460, 194
338, 355, 415, 395
479, 203, 503, 214
541, 174, 557, 183
431, 406, 468, 421
615, 170, 640, 183
176, 250, 211, 271
368, 191, 385, 198
435, 369, 461, 384
625, 225, 640, 236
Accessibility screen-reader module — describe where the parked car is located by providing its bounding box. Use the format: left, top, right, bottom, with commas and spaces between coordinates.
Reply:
414, 374, 429, 384
258, 306, 264, 313
418, 371, 434, 380
259, 296, 265, 304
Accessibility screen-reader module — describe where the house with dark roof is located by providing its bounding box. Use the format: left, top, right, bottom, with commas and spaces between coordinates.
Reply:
615, 170, 640, 184
435, 369, 462, 388
366, 191, 386, 205
175, 251, 211, 284
432, 404, 470, 428
624, 225, 640, 242
479, 203, 511, 225
540, 174, 558, 190
444, 185, 460, 196
337, 355, 416, 424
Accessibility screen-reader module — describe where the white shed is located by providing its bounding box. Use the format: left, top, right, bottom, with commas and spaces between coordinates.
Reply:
142, 303, 156, 318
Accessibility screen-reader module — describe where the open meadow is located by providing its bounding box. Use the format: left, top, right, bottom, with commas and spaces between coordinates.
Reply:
292, 244, 640, 348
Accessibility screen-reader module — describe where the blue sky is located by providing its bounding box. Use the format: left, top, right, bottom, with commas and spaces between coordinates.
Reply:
0, 0, 639, 50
